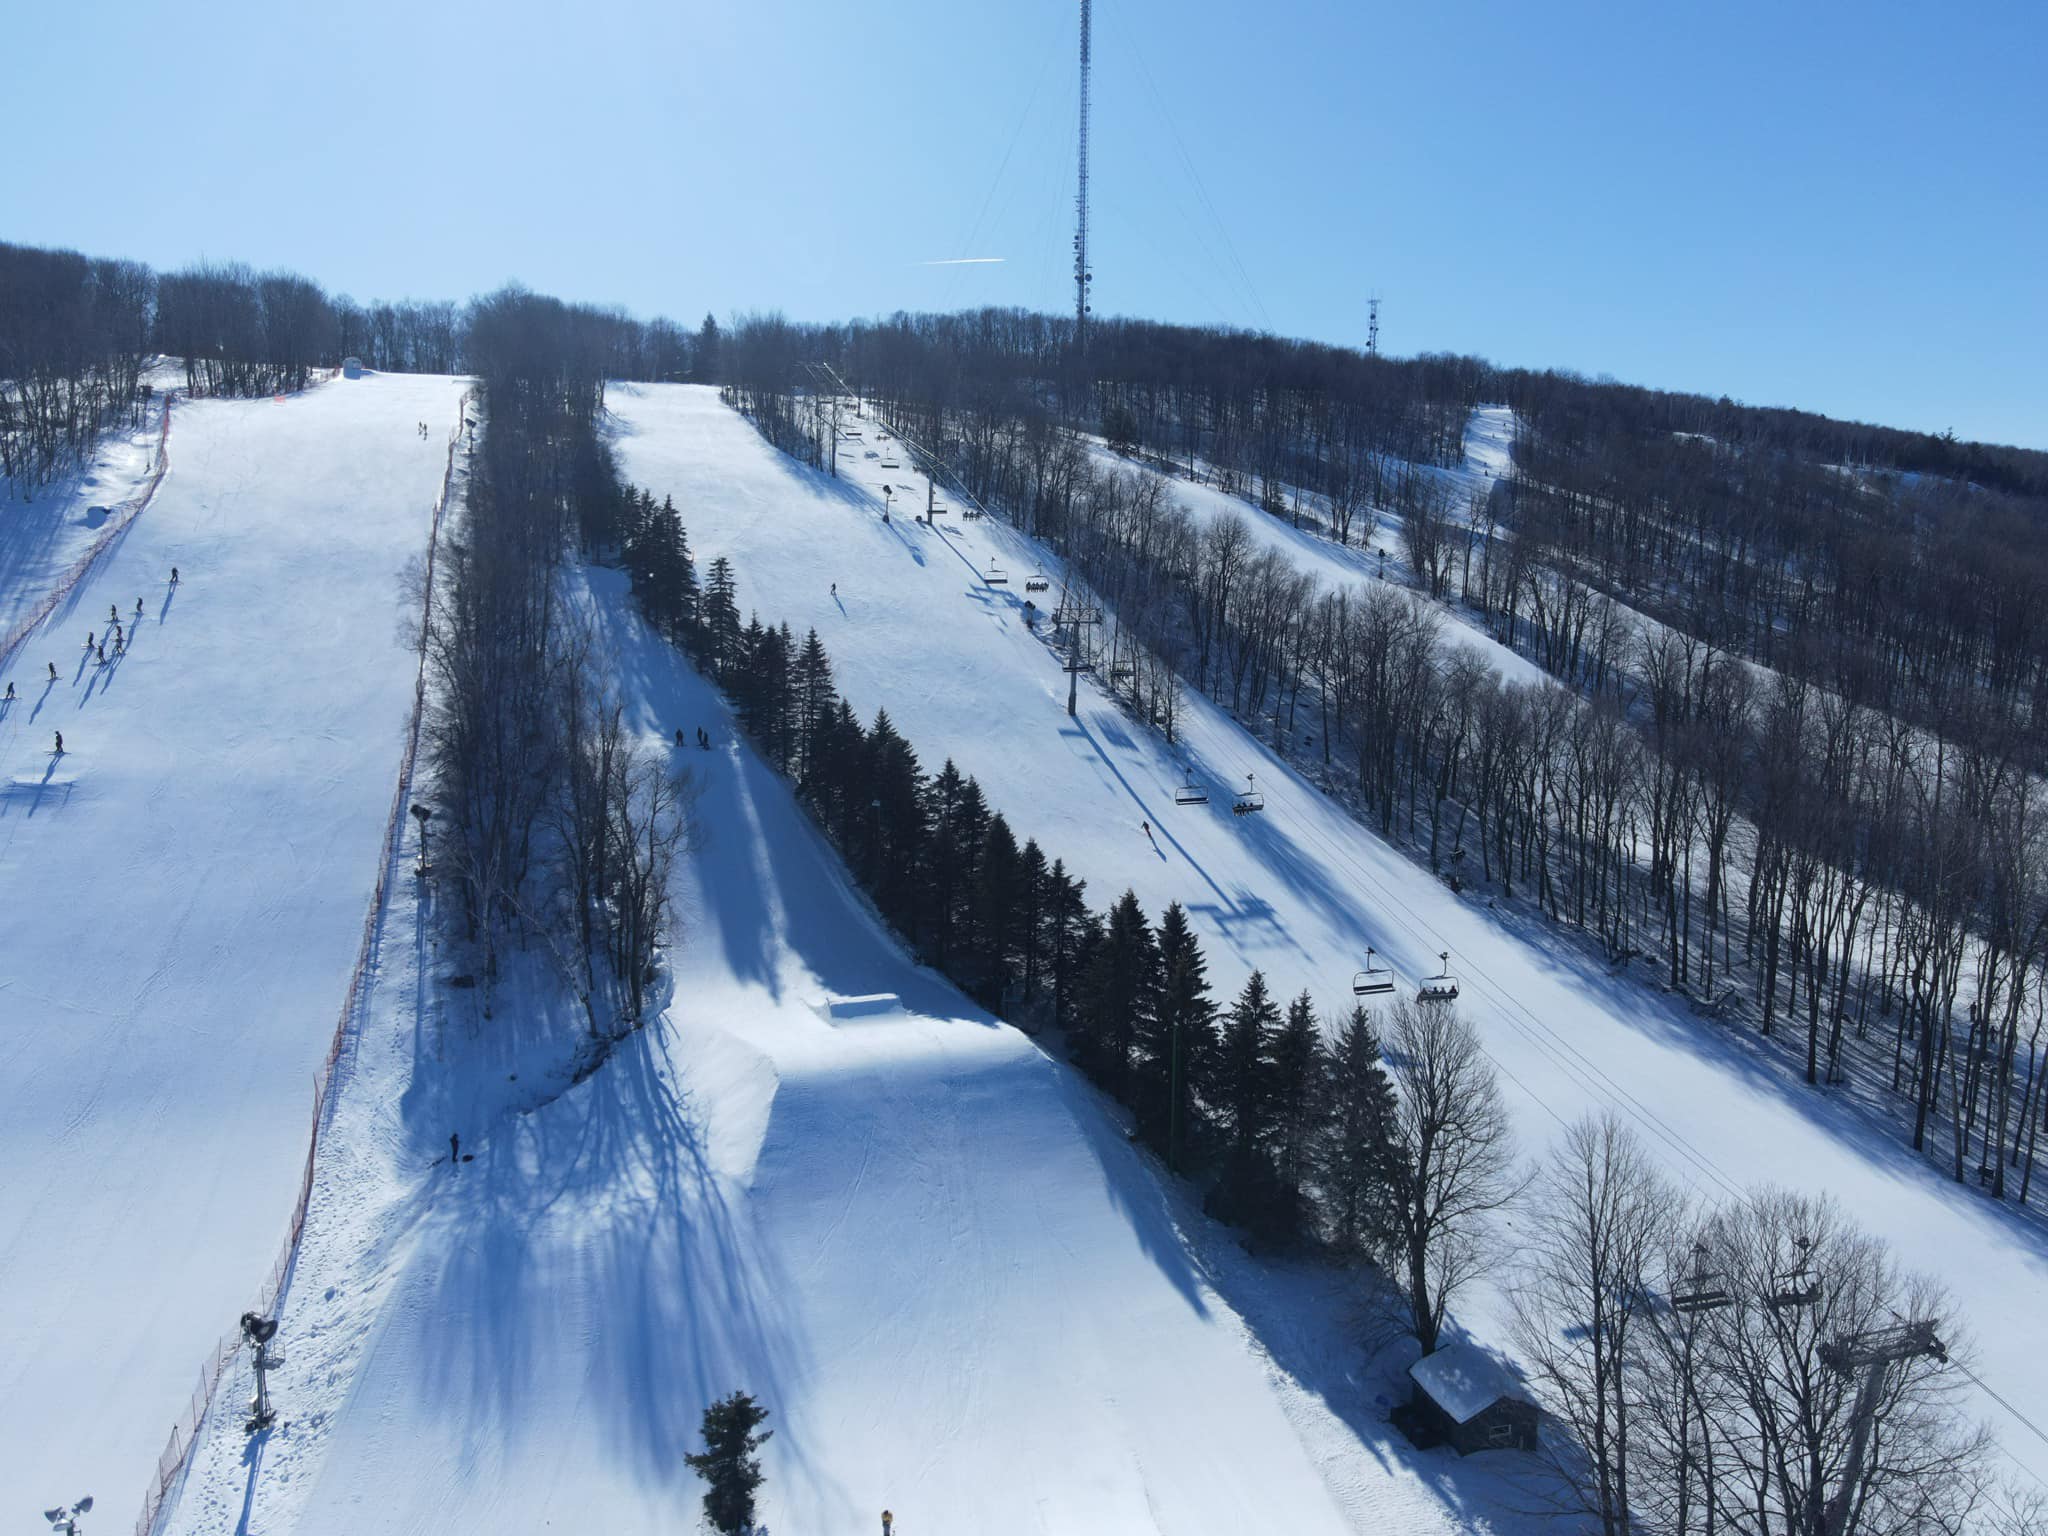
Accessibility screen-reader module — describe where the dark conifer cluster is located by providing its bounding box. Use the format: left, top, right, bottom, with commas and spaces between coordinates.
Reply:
622, 484, 1409, 1250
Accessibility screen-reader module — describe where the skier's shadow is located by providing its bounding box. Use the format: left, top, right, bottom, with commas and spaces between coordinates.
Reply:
30, 678, 54, 721
159, 585, 177, 623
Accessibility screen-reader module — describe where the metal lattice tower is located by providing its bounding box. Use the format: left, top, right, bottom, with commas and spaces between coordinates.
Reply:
1367, 295, 1381, 357
1073, 0, 1093, 351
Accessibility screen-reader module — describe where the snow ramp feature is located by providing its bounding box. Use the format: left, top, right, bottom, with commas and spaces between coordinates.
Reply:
0, 372, 466, 1519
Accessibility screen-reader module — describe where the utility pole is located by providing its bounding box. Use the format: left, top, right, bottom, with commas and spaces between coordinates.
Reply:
1073, 0, 1093, 353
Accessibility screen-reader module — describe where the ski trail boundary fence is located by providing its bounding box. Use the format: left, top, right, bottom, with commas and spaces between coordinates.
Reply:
0, 400, 175, 678
133, 389, 472, 1536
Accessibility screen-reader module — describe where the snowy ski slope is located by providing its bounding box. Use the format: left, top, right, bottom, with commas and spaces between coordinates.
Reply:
163, 565, 1492, 1536
0, 372, 465, 1513
607, 384, 2048, 1478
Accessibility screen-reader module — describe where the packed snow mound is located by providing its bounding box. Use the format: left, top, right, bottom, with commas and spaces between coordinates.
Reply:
820, 990, 904, 1020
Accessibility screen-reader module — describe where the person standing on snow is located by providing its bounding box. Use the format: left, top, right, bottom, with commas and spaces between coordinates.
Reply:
450, 1132, 460, 1168
881, 1512, 894, 1535
53, 730, 63, 754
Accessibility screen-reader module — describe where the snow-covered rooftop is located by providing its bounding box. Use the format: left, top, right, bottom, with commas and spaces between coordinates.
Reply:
1409, 1343, 1527, 1424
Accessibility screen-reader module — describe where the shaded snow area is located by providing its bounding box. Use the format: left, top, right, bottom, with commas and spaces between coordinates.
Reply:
164, 565, 1490, 1536
606, 385, 2048, 1478
0, 374, 466, 1512
1081, 408, 1548, 691
0, 392, 170, 644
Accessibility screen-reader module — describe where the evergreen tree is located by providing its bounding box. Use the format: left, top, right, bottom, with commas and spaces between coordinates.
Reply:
1215, 970, 1281, 1154
1268, 991, 1325, 1239
863, 709, 927, 936
791, 627, 836, 779
1075, 890, 1159, 1098
1309, 1006, 1404, 1257
696, 312, 722, 382
683, 1390, 771, 1535
972, 813, 1027, 1008
1017, 838, 1051, 1004
1133, 902, 1217, 1170
1041, 859, 1093, 1029
701, 555, 742, 677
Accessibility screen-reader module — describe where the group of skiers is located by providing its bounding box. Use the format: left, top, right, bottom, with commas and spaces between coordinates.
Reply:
6, 566, 182, 757
676, 726, 713, 750
417, 421, 433, 439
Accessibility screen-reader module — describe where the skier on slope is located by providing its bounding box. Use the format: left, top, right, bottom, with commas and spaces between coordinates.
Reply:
4, 681, 14, 700
110, 603, 118, 624
85, 630, 94, 650
170, 566, 179, 584
96, 644, 106, 666
135, 597, 143, 617
676, 728, 686, 748
450, 1131, 460, 1168
53, 730, 63, 754
48, 662, 58, 681
881, 1512, 893, 1535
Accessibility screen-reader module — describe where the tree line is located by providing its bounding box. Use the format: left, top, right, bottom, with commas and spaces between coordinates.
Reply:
0, 235, 715, 490
420, 289, 693, 1038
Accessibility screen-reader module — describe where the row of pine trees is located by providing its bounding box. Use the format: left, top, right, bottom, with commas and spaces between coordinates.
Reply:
622, 485, 1411, 1250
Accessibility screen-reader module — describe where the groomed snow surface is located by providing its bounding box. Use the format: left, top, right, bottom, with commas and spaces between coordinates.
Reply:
16, 380, 2044, 1534
0, 372, 465, 1516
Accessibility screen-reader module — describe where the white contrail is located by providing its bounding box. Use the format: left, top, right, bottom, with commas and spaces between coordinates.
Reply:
919, 257, 1007, 265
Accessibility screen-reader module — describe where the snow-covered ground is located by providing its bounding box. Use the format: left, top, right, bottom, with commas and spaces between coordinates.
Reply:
608, 384, 2048, 1476
1082, 407, 1548, 690
162, 563, 1501, 1536
0, 371, 464, 1513
0, 393, 169, 648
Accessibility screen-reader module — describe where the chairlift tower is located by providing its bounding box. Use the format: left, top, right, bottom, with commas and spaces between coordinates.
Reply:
1819, 1321, 1947, 1536
1367, 296, 1381, 357
1055, 587, 1102, 717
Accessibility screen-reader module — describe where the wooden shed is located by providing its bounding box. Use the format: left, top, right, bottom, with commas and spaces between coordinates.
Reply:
1404, 1342, 1538, 1454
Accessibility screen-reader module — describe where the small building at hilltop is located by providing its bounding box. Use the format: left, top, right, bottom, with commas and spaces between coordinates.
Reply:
342, 357, 364, 379
1404, 1342, 1538, 1455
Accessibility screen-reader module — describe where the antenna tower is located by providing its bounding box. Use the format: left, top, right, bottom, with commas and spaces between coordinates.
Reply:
1367, 295, 1381, 357
1073, 0, 1093, 351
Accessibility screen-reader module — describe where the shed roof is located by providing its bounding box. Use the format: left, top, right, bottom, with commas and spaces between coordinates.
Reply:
1408, 1343, 1527, 1424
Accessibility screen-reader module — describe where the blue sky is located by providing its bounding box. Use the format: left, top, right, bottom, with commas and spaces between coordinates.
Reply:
5, 0, 2042, 447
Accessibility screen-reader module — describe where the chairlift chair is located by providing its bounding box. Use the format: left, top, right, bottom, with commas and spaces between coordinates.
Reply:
1352, 947, 1396, 997
880, 457, 901, 468
1768, 1235, 1821, 1310
1231, 774, 1265, 816
1670, 1242, 1732, 1314
1174, 769, 1209, 806
1025, 574, 1050, 592
1416, 952, 1460, 1004
984, 560, 1009, 585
